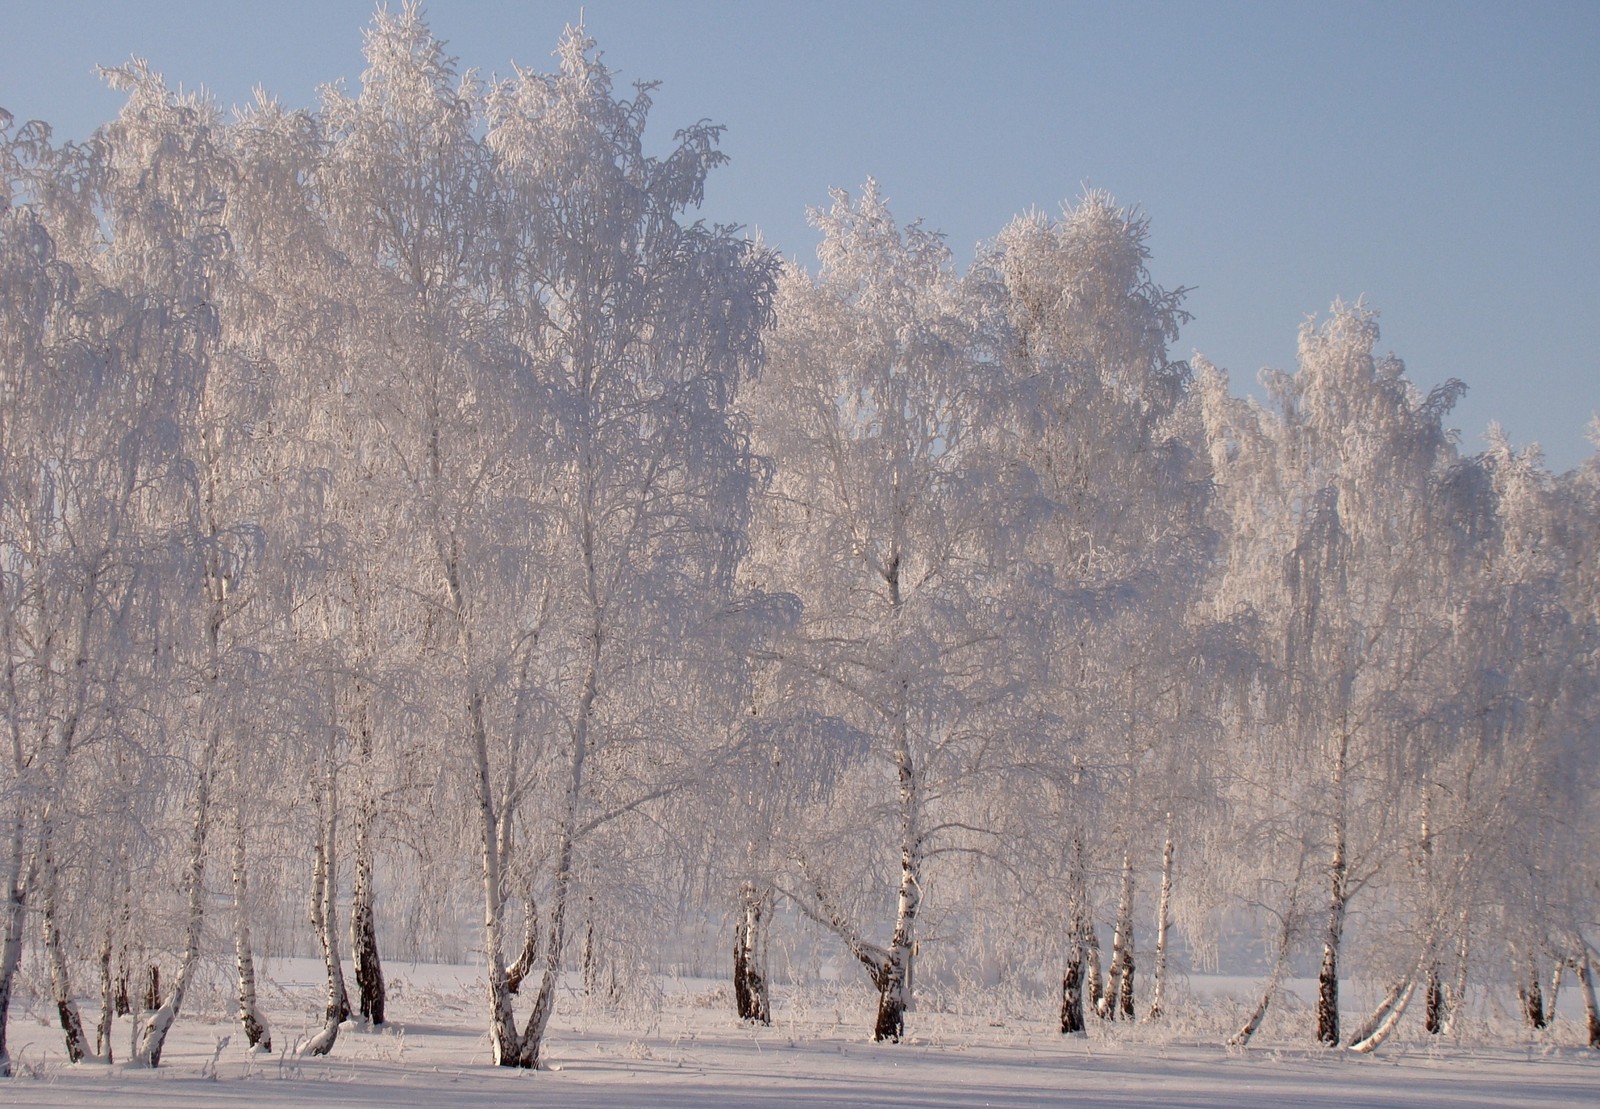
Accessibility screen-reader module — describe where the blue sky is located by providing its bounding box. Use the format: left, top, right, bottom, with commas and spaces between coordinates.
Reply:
2, 0, 1595, 470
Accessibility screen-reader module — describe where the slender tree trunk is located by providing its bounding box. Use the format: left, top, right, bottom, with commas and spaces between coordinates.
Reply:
520, 639, 595, 1068
874, 558, 920, 1044
349, 687, 385, 1027
232, 783, 271, 1050
733, 881, 771, 1024
1148, 816, 1174, 1021
1316, 728, 1349, 1047
305, 749, 350, 1057
113, 853, 132, 1019
1232, 856, 1307, 1050
1229, 930, 1291, 1049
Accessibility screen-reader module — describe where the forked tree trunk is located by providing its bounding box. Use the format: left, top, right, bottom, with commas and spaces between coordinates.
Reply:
733, 881, 771, 1024
1148, 817, 1175, 1021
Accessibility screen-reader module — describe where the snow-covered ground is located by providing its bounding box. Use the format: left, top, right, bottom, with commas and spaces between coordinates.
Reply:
3, 961, 1595, 1107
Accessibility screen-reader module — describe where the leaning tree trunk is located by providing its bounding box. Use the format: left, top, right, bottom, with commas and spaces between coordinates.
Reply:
1148, 815, 1175, 1021
733, 881, 771, 1024
1229, 923, 1293, 1049
1346, 973, 1410, 1048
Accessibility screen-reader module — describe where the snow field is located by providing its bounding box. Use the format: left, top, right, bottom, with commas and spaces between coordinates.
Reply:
2, 961, 1595, 1107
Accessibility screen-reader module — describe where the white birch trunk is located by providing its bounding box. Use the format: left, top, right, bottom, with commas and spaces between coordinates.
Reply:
231, 776, 271, 1050
305, 741, 350, 1057
1316, 725, 1350, 1047
1147, 815, 1175, 1021
873, 553, 921, 1043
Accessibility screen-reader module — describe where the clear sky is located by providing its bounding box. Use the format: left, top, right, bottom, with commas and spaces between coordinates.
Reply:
2, 0, 1596, 470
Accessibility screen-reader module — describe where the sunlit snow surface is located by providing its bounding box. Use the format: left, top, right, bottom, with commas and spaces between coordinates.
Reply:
4, 962, 1594, 1107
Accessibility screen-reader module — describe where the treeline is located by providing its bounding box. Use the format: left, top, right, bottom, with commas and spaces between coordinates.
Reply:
1, 7, 1596, 1073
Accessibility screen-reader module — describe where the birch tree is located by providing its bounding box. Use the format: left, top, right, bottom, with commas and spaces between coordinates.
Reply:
1201, 304, 1466, 1046
747, 181, 1027, 1041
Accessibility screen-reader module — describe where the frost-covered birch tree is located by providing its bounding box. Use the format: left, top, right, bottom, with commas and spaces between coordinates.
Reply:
984, 193, 1212, 1030
747, 182, 1026, 1042
1200, 304, 1467, 1046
